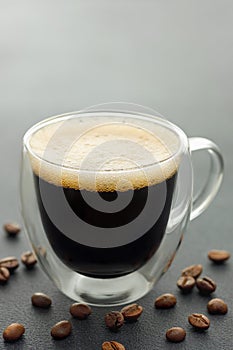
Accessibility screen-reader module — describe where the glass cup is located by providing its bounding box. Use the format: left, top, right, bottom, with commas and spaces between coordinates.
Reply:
20, 106, 223, 306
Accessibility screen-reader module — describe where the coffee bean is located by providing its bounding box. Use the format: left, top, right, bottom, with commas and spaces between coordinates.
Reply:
0, 257, 19, 273
208, 249, 231, 263
104, 311, 124, 331
166, 327, 186, 343
0, 267, 10, 283
121, 303, 143, 322
177, 275, 195, 293
188, 313, 210, 330
31, 292, 52, 308
51, 320, 72, 340
3, 323, 25, 342
196, 276, 216, 295
102, 341, 125, 350
21, 251, 37, 269
3, 223, 21, 236
207, 298, 228, 315
154, 293, 177, 309
181, 264, 203, 279
69, 303, 92, 319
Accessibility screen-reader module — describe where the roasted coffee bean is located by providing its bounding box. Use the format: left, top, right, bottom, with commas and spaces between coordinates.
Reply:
208, 249, 231, 263
69, 303, 92, 319
0, 267, 10, 283
3, 223, 21, 236
177, 275, 195, 293
207, 298, 228, 315
0, 257, 19, 273
104, 311, 124, 331
188, 313, 210, 330
166, 327, 186, 343
31, 292, 52, 308
3, 323, 25, 342
51, 320, 72, 340
154, 293, 177, 309
102, 341, 125, 350
181, 264, 203, 279
196, 276, 216, 295
21, 251, 37, 269
121, 303, 143, 322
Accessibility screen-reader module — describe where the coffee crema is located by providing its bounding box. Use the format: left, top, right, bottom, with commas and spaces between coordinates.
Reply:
28, 115, 180, 277
28, 116, 179, 191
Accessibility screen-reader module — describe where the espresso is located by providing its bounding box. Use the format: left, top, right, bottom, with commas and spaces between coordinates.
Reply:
29, 115, 179, 278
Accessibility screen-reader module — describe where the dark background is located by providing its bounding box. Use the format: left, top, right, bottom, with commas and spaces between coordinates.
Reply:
0, 1, 232, 349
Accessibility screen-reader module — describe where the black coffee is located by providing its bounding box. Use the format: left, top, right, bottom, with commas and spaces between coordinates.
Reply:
29, 116, 179, 278
33, 172, 176, 277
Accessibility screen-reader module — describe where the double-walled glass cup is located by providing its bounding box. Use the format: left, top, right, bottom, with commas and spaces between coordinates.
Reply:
20, 108, 223, 306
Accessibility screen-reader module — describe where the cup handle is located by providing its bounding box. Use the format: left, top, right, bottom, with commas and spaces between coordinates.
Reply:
189, 137, 224, 221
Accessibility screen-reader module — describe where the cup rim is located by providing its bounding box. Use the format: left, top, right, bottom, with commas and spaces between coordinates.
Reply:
23, 109, 188, 173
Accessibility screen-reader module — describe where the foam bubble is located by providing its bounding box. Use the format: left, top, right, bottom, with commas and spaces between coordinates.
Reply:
27, 115, 180, 191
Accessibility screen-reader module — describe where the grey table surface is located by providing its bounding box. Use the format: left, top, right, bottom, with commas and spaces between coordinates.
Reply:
0, 1, 233, 349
